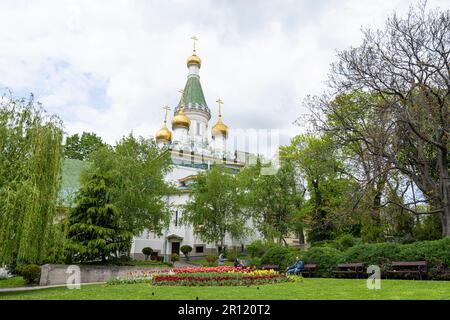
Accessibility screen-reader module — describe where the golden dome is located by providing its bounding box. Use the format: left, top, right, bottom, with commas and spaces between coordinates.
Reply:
187, 53, 201, 67
212, 117, 228, 138
155, 124, 172, 142
172, 109, 191, 129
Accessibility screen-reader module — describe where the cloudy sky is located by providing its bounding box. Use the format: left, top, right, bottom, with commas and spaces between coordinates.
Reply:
0, 0, 447, 154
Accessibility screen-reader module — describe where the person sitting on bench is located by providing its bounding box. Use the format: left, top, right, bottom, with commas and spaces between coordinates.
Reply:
286, 257, 304, 275
234, 258, 245, 268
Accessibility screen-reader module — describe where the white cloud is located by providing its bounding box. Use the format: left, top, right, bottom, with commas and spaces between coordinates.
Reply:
0, 0, 447, 147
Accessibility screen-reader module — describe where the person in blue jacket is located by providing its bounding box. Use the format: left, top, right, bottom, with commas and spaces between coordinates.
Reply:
218, 253, 225, 266
286, 257, 304, 275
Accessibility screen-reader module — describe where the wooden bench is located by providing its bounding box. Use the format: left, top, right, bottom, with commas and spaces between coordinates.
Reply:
261, 264, 279, 271
301, 264, 317, 277
333, 263, 365, 278
385, 261, 427, 280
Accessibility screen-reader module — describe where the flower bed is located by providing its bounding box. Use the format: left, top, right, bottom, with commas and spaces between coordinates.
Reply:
153, 272, 287, 286
173, 266, 257, 274
108, 266, 288, 286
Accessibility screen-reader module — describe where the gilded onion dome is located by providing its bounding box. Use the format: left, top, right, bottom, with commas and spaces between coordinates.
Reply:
187, 53, 201, 67
156, 106, 172, 142
172, 89, 191, 130
156, 124, 172, 142
212, 98, 228, 138
212, 117, 228, 138
172, 109, 191, 129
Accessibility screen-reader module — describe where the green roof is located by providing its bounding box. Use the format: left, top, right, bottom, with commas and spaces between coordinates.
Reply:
175, 76, 210, 119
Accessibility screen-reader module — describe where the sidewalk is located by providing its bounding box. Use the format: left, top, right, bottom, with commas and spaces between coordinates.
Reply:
0, 282, 106, 293
173, 261, 199, 268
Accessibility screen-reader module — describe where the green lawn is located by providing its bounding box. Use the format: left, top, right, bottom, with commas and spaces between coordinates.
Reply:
1, 278, 449, 300
0, 277, 26, 289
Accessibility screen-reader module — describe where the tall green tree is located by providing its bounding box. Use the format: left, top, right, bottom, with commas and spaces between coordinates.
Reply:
85, 134, 173, 236
0, 94, 63, 265
182, 165, 249, 248
242, 160, 304, 244
281, 135, 356, 243
64, 132, 107, 160
65, 173, 132, 263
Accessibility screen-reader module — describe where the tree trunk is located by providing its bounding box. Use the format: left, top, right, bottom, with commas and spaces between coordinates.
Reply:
438, 146, 450, 237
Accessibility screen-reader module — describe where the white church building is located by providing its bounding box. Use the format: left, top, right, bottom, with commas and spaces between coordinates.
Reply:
130, 40, 259, 261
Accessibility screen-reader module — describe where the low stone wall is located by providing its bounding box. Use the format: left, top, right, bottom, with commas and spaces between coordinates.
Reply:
39, 264, 167, 286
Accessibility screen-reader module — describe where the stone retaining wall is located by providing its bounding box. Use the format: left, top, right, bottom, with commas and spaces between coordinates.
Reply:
39, 264, 167, 286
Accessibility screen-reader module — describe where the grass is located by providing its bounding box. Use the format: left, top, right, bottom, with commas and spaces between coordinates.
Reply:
0, 278, 449, 300
0, 277, 27, 289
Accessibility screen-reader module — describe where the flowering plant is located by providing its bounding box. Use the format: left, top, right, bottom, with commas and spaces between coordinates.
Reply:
108, 266, 287, 286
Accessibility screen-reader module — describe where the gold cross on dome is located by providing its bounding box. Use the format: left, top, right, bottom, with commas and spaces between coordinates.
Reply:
191, 36, 198, 52
216, 98, 224, 116
162, 105, 171, 123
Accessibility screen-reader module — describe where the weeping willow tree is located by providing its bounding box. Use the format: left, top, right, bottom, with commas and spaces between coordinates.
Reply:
0, 93, 63, 266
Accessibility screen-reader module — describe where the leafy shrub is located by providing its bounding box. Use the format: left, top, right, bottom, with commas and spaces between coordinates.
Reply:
180, 245, 193, 259
142, 247, 153, 260
19, 264, 41, 284
398, 237, 450, 265
335, 234, 359, 251
206, 254, 218, 267
247, 257, 262, 269
226, 247, 238, 261
412, 215, 442, 241
260, 245, 296, 270
299, 247, 342, 277
339, 237, 450, 279
341, 242, 402, 267
170, 253, 179, 262
246, 240, 267, 258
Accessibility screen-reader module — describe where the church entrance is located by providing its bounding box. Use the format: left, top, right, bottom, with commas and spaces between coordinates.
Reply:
171, 242, 180, 255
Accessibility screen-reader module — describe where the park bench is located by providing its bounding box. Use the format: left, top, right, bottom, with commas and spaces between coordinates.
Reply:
261, 264, 279, 271
333, 263, 365, 278
301, 264, 317, 277
385, 261, 427, 280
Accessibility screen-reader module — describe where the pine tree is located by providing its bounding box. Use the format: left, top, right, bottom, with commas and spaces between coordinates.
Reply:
66, 173, 132, 263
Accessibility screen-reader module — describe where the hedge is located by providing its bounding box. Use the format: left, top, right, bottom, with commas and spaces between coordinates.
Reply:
259, 238, 450, 279
260, 245, 297, 270
300, 247, 342, 278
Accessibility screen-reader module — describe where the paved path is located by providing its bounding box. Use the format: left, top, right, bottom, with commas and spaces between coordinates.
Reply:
0, 282, 106, 293
0, 262, 200, 293
173, 261, 199, 268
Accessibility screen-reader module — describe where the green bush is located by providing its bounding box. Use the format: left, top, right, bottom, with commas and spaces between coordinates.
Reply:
180, 245, 193, 260
226, 247, 238, 261
18, 264, 41, 284
247, 257, 262, 268
260, 245, 296, 270
412, 215, 442, 241
301, 247, 342, 277
246, 240, 267, 258
341, 242, 402, 267
335, 234, 359, 251
206, 254, 218, 266
339, 237, 450, 279
142, 247, 153, 260
170, 253, 179, 262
